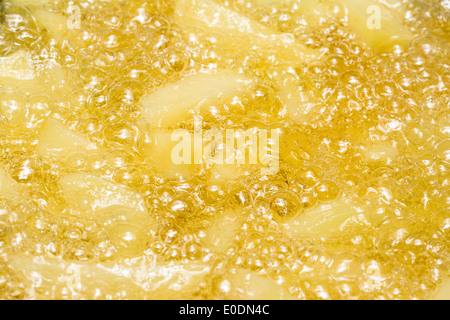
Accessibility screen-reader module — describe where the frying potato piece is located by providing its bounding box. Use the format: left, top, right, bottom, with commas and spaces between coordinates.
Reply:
210, 164, 253, 180
37, 119, 98, 163
5, 0, 54, 5
0, 166, 20, 199
215, 269, 295, 299
8, 254, 210, 299
339, 0, 413, 53
59, 172, 152, 257
59, 172, 146, 213
257, 0, 336, 28
204, 210, 243, 254
174, 0, 319, 62
254, 0, 290, 5
283, 200, 360, 238
275, 73, 317, 123
140, 261, 210, 299
176, 0, 273, 36
142, 130, 254, 180
0, 49, 67, 96
141, 71, 252, 128
33, 9, 70, 43
142, 131, 200, 179
0, 50, 35, 80
435, 280, 450, 300
277, 76, 304, 121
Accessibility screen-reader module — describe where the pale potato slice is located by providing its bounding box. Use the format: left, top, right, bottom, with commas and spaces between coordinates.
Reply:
9, 254, 210, 299
176, 0, 272, 36
174, 0, 319, 62
274, 73, 318, 123
435, 280, 450, 300
215, 269, 295, 300
33, 9, 70, 43
142, 129, 254, 180
59, 172, 146, 213
143, 131, 200, 179
204, 210, 243, 254
59, 172, 151, 257
141, 71, 252, 128
210, 164, 252, 180
254, 0, 290, 5
0, 166, 20, 199
0, 92, 28, 127
257, 0, 336, 28
283, 200, 360, 238
37, 118, 98, 163
0, 49, 67, 96
5, 0, 55, 5
339, 0, 413, 53
140, 261, 210, 299
8, 255, 148, 299
277, 76, 304, 121
0, 50, 35, 80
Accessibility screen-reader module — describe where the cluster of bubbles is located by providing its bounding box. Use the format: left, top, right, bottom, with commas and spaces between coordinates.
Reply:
0, 0, 448, 299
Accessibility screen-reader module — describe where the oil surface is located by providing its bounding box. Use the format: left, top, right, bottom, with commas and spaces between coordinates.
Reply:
0, 0, 449, 300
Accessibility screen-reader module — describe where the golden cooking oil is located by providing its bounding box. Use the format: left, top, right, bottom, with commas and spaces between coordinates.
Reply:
0, 0, 449, 300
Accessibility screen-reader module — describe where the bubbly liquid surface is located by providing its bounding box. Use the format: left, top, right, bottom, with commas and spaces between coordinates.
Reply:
0, 0, 449, 300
